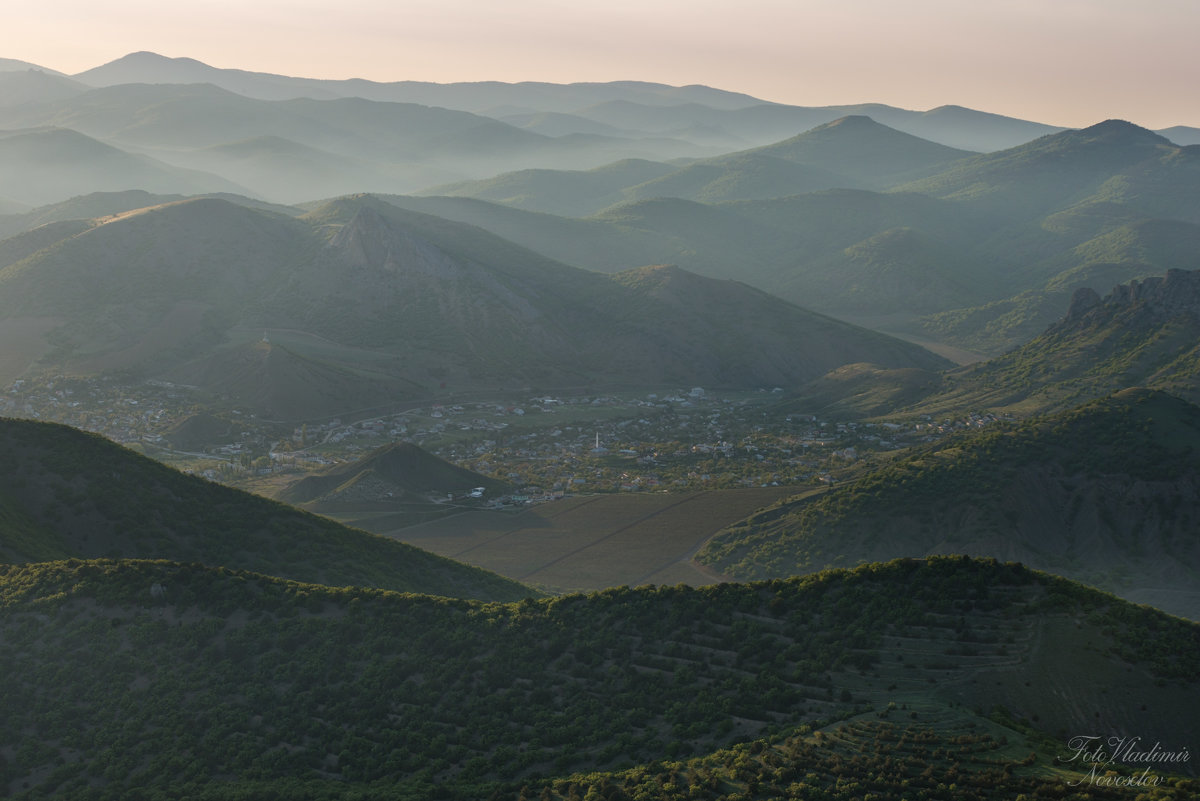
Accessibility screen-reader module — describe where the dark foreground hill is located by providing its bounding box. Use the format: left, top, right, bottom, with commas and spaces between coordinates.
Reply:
1, 556, 1196, 799
0, 418, 532, 601
700, 389, 1200, 619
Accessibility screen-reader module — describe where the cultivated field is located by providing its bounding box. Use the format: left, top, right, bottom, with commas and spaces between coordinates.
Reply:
343, 487, 800, 592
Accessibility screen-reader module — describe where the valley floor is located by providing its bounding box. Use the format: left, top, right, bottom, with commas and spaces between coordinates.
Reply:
333, 486, 797, 592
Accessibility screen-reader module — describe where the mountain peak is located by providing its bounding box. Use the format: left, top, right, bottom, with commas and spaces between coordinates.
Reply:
1069, 118, 1173, 147
75, 52, 219, 87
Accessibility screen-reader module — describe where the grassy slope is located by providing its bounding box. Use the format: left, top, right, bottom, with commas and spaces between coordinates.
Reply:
0, 556, 1195, 799
0, 418, 533, 602
699, 389, 1200, 618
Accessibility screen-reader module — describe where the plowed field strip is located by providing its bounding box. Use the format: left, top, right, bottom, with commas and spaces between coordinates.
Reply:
516, 493, 707, 580
449, 495, 607, 558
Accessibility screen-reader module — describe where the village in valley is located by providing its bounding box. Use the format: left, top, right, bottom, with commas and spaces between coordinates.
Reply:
1, 373, 1006, 506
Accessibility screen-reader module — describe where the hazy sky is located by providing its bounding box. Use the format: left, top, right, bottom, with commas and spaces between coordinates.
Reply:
4, 0, 1198, 128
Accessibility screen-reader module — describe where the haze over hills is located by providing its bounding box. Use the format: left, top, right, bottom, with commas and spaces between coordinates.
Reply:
701, 388, 1200, 620
73, 51, 767, 110
0, 127, 245, 206
424, 116, 977, 216
0, 75, 723, 201
0, 69, 88, 107
1, 54, 1192, 357
393, 119, 1200, 354
0, 193, 948, 419
0, 417, 532, 601
0, 49, 1197, 801
70, 51, 1070, 152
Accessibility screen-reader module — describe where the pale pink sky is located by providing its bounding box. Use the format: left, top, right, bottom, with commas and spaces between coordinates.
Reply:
4, 0, 1198, 128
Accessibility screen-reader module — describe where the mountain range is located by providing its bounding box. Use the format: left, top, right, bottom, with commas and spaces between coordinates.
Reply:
0, 193, 948, 418
8, 50, 1188, 211
423, 115, 978, 216
0, 49, 1197, 801
2, 53, 1196, 361
388, 119, 1200, 354
64, 51, 1071, 150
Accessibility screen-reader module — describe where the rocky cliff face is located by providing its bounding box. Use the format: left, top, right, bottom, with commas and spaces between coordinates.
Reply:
1064, 268, 1200, 325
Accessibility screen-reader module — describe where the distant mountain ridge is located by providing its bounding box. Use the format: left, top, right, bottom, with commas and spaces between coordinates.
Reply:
395, 119, 1200, 354
2, 52, 1195, 358
63, 51, 1079, 153
73, 51, 766, 110
0, 127, 245, 206
425, 115, 977, 215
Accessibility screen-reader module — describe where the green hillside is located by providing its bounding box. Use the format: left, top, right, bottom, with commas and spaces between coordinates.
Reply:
700, 389, 1200, 619
0, 417, 532, 601
1, 556, 1195, 799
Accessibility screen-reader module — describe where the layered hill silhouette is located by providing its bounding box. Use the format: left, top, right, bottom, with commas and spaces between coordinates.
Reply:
700, 389, 1200, 619
1, 556, 1195, 798
0, 418, 532, 601
278, 442, 512, 509
425, 116, 976, 215
69, 51, 1067, 152
0, 127, 244, 206
0, 193, 948, 418
900, 120, 1200, 220
397, 120, 1200, 353
0, 79, 717, 202
4, 53, 1194, 358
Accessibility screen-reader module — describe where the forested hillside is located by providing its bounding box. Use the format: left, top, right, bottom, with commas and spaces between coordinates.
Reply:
1, 556, 1196, 799
700, 389, 1200, 618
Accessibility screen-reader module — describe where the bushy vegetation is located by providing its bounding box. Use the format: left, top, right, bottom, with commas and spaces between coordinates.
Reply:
1, 556, 1196, 799
699, 390, 1200, 618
